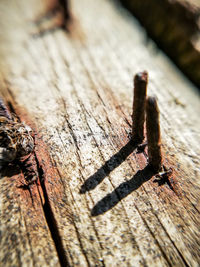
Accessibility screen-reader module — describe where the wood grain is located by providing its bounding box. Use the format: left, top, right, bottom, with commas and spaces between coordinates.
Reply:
0, 0, 200, 266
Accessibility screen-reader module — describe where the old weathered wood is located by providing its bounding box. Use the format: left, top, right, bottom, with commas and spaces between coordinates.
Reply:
0, 0, 200, 266
120, 0, 200, 87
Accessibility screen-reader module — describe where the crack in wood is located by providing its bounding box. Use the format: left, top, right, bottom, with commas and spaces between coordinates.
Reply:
1, 101, 70, 267
34, 154, 71, 267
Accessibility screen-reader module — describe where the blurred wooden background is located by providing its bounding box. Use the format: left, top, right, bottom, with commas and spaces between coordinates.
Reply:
120, 0, 200, 86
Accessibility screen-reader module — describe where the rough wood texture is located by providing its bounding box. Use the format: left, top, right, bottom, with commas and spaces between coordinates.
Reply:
0, 0, 200, 266
120, 0, 200, 87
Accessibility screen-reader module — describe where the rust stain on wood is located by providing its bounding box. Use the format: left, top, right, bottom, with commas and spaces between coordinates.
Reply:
8, 103, 63, 200
6, 103, 71, 266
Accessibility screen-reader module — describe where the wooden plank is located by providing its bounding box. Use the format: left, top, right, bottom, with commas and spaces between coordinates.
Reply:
0, 130, 60, 265
0, 0, 200, 266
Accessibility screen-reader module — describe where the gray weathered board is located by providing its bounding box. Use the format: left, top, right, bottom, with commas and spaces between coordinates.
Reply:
0, 0, 200, 266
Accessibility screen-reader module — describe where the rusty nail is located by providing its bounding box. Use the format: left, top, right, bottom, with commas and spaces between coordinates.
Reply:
132, 71, 148, 143
146, 96, 162, 172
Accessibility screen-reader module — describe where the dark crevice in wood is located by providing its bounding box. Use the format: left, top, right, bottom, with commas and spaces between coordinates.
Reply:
34, 154, 71, 267
1, 98, 70, 265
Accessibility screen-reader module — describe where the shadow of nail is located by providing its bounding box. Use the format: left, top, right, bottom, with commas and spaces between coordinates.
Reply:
91, 165, 154, 216
80, 139, 138, 194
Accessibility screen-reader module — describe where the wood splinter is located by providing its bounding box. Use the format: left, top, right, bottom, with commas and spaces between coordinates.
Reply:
146, 96, 162, 172
132, 71, 148, 143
